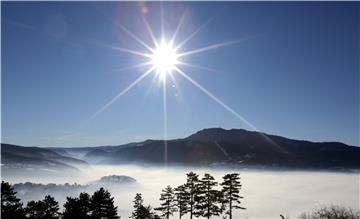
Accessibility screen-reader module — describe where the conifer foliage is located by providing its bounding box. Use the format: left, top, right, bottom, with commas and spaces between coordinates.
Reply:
131, 193, 160, 219
195, 174, 222, 219
184, 171, 200, 219
1, 181, 25, 219
155, 186, 177, 219
90, 187, 119, 219
221, 173, 245, 219
174, 184, 190, 219
25, 195, 60, 219
63, 192, 91, 219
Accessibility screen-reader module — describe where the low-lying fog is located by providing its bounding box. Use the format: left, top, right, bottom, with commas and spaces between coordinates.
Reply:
3, 165, 359, 218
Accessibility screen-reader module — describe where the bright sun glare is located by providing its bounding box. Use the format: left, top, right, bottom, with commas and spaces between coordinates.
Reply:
150, 39, 179, 77
89, 6, 262, 166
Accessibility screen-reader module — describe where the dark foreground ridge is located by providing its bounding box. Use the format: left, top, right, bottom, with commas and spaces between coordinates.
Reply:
2, 128, 360, 171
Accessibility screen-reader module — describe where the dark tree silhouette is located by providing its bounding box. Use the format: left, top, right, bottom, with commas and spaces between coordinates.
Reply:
63, 192, 91, 219
131, 193, 145, 219
90, 187, 119, 219
174, 184, 190, 219
155, 186, 177, 219
1, 181, 25, 219
300, 205, 360, 219
25, 195, 60, 219
25, 200, 45, 219
195, 173, 222, 219
131, 193, 160, 219
184, 171, 200, 219
43, 195, 60, 219
220, 173, 245, 219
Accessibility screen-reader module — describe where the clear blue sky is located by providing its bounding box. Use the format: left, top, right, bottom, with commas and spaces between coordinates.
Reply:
2, 2, 359, 147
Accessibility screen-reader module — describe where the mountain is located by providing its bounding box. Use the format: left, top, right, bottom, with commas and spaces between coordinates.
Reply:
87, 128, 360, 170
2, 128, 360, 170
1, 144, 89, 176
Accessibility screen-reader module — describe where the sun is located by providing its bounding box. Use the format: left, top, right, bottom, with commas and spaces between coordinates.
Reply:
88, 6, 264, 166
150, 39, 179, 78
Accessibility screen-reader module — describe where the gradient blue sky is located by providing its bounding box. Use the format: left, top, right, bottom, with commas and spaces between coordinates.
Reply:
2, 2, 359, 147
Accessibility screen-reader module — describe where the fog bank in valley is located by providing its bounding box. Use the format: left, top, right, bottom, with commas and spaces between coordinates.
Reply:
3, 165, 359, 218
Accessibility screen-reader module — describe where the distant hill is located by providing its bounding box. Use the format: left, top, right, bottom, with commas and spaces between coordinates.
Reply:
2, 128, 360, 170
93, 175, 136, 185
12, 175, 136, 203
85, 128, 360, 170
1, 143, 89, 175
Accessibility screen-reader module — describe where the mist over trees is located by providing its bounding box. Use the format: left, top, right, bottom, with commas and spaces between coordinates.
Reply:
2, 173, 358, 219
2, 172, 245, 219
1, 181, 120, 219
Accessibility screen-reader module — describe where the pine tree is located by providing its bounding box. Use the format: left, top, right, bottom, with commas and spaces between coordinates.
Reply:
155, 186, 177, 219
131, 193, 159, 219
174, 184, 190, 219
25, 195, 60, 219
63, 192, 91, 219
195, 173, 222, 219
184, 171, 200, 219
1, 181, 25, 219
25, 200, 45, 219
220, 173, 245, 219
90, 187, 119, 219
43, 195, 60, 219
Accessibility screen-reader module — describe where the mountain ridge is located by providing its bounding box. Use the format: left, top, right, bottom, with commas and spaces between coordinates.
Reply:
2, 128, 359, 170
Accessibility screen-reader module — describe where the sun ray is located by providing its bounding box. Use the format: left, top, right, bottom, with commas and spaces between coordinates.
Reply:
114, 61, 152, 73
178, 61, 220, 73
162, 72, 168, 167
170, 10, 188, 45
89, 66, 155, 121
215, 141, 232, 160
161, 2, 165, 38
98, 9, 155, 53
115, 22, 155, 53
145, 72, 161, 96
174, 67, 255, 129
174, 67, 284, 151
109, 45, 152, 58
85, 39, 152, 59
178, 39, 245, 57
142, 16, 159, 48
174, 17, 214, 51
